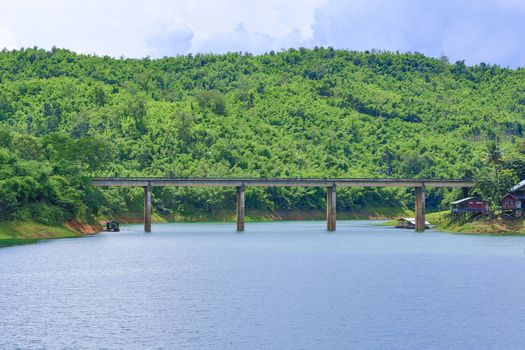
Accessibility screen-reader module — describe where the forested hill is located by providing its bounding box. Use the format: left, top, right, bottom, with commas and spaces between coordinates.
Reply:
1, 47, 525, 225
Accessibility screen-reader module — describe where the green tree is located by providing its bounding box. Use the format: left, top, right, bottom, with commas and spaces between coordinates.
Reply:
484, 141, 503, 182
11, 134, 42, 160
194, 90, 226, 115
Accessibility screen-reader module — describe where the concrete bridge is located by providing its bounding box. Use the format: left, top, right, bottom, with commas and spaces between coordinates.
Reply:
91, 178, 476, 232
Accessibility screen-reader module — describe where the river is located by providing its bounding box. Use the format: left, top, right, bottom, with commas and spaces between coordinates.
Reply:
1, 221, 525, 349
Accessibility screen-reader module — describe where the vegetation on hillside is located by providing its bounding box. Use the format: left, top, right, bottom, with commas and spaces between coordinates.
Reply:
1, 47, 525, 226
471, 141, 524, 209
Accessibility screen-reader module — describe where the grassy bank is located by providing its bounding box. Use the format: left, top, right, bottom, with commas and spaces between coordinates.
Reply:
427, 211, 525, 235
0, 221, 81, 247
0, 220, 102, 248
382, 211, 525, 235
106, 207, 414, 224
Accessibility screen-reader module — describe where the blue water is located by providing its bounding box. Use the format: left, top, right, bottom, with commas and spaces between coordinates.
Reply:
1, 221, 525, 349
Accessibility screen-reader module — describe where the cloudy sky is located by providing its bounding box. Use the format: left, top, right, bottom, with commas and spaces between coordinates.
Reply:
1, 0, 524, 67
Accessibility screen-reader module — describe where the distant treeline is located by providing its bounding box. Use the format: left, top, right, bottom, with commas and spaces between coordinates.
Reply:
1, 47, 525, 224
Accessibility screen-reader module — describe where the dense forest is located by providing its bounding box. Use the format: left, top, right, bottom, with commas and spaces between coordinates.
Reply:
1, 47, 525, 225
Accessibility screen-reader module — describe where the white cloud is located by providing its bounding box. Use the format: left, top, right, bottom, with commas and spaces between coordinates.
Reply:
311, 0, 413, 52
310, 0, 525, 67
146, 20, 194, 58
0, 0, 323, 57
192, 22, 309, 54
0, 26, 16, 49
0, 0, 524, 66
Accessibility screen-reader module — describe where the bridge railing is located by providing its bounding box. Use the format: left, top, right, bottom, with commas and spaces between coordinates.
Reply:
91, 177, 475, 188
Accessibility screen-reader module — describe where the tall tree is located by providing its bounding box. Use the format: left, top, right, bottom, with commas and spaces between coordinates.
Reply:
484, 141, 503, 183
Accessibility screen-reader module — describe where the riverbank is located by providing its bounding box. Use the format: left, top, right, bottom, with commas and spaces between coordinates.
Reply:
0, 220, 102, 248
0, 208, 411, 247
427, 211, 525, 235
382, 211, 525, 235
106, 207, 414, 224
3, 209, 523, 247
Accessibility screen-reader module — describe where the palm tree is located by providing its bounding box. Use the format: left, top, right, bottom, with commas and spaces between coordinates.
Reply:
484, 141, 503, 207
485, 141, 502, 179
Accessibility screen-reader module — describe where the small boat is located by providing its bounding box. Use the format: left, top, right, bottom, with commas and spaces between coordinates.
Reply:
105, 220, 120, 232
395, 218, 430, 229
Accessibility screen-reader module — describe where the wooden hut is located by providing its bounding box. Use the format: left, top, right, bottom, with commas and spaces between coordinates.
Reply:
506, 180, 525, 209
450, 197, 489, 215
501, 193, 521, 210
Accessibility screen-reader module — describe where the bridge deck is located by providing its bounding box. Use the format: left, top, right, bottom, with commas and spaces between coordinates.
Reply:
91, 177, 475, 188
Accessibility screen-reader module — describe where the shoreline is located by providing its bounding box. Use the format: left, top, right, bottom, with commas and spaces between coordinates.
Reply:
382, 211, 525, 235
0, 208, 411, 247
430, 211, 525, 235
106, 208, 414, 224
3, 209, 525, 248
0, 220, 102, 248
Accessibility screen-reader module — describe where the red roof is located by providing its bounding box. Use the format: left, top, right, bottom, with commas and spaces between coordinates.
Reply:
502, 193, 518, 200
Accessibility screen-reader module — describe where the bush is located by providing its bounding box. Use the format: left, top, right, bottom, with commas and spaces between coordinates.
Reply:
0, 187, 19, 220
29, 202, 68, 226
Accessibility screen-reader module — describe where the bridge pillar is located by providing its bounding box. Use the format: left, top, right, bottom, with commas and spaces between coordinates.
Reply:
462, 187, 470, 198
144, 184, 152, 232
236, 185, 245, 231
415, 186, 425, 231
327, 185, 336, 231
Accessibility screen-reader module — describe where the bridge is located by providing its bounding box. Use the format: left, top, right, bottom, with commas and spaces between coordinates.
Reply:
91, 178, 476, 232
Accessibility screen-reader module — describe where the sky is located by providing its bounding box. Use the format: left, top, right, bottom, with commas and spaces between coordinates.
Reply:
1, 0, 525, 67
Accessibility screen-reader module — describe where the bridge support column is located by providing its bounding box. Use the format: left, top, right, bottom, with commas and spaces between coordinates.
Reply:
144, 184, 152, 232
327, 185, 336, 231
462, 187, 470, 198
415, 186, 425, 231
236, 185, 245, 231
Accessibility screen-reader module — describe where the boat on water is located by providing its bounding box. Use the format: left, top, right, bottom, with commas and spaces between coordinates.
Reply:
105, 220, 120, 232
395, 218, 430, 229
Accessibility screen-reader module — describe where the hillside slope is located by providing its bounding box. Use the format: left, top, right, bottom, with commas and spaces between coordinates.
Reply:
1, 47, 525, 224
